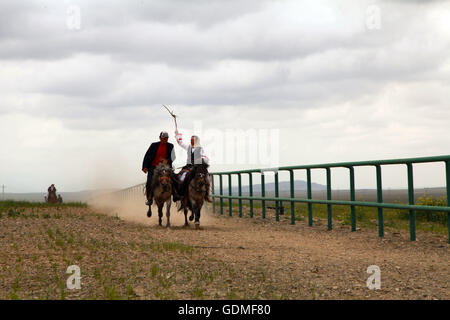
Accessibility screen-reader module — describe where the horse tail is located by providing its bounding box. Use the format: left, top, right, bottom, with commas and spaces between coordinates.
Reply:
177, 193, 192, 212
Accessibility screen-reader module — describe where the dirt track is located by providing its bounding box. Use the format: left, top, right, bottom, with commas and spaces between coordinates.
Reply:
95, 199, 449, 300
0, 200, 448, 299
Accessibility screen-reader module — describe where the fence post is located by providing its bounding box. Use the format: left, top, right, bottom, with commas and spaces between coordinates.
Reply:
275, 171, 280, 222
349, 166, 356, 232
307, 168, 313, 226
249, 173, 254, 218
407, 163, 416, 241
376, 165, 384, 237
219, 175, 223, 215
238, 173, 242, 218
228, 174, 232, 217
289, 169, 295, 225
261, 171, 266, 219
326, 167, 332, 230
446, 161, 450, 244
212, 175, 215, 213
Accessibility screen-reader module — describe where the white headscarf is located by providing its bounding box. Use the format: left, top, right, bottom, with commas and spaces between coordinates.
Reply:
191, 135, 201, 148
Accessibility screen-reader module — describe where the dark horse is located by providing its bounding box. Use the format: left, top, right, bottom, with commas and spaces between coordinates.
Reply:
177, 164, 209, 229
47, 190, 57, 204
145, 163, 173, 227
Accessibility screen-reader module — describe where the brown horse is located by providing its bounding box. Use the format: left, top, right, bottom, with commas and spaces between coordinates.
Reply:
47, 190, 57, 204
147, 163, 173, 227
177, 164, 209, 229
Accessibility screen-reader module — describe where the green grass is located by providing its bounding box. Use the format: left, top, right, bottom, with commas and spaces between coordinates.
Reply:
0, 200, 87, 211
0, 200, 88, 220
126, 285, 136, 299
225, 288, 241, 300
150, 241, 193, 254
104, 284, 122, 300
193, 286, 205, 299
7, 209, 21, 218
151, 264, 160, 278
214, 195, 449, 235
396, 195, 448, 224
0, 200, 93, 222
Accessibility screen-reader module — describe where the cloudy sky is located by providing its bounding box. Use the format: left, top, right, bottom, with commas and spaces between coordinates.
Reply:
1, 0, 449, 193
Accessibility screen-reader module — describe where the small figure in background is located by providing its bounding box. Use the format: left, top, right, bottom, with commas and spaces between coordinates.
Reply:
47, 184, 57, 203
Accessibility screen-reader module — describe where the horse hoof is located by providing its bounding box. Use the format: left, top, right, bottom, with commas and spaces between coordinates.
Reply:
195, 222, 200, 230
189, 215, 194, 221
166, 223, 170, 228
147, 209, 152, 218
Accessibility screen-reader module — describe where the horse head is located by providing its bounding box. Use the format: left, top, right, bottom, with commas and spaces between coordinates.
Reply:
190, 164, 209, 193
155, 163, 173, 192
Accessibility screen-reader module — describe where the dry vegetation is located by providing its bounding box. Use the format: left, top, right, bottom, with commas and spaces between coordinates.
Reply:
0, 200, 448, 300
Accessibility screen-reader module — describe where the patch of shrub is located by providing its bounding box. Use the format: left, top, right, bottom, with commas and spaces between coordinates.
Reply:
397, 195, 448, 225
342, 206, 366, 225
416, 195, 448, 224
7, 209, 21, 218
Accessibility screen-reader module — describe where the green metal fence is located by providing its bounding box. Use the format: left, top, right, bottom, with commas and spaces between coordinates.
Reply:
210, 155, 450, 242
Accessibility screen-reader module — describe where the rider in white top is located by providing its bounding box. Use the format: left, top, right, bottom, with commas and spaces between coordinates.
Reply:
174, 130, 212, 202
175, 130, 209, 167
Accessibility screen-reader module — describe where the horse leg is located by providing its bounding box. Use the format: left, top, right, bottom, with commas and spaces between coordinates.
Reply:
189, 201, 195, 221
146, 187, 153, 218
158, 204, 163, 226
184, 207, 189, 226
166, 199, 171, 228
146, 195, 152, 217
190, 202, 198, 229
194, 205, 201, 229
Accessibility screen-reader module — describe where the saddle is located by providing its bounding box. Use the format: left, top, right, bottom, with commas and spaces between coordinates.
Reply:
174, 165, 192, 197
177, 167, 191, 179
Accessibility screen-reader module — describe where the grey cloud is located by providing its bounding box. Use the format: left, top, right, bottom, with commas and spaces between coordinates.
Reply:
2, 0, 449, 193
0, 0, 367, 64
0, 0, 449, 129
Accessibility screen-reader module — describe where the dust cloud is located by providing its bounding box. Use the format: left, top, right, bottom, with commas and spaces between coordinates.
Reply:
88, 192, 216, 228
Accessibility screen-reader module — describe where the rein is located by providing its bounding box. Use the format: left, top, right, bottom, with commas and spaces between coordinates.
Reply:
159, 176, 171, 184
192, 174, 207, 193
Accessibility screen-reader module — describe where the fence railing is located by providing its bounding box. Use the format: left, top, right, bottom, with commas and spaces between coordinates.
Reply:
210, 155, 450, 243
114, 183, 146, 201
89, 183, 146, 205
